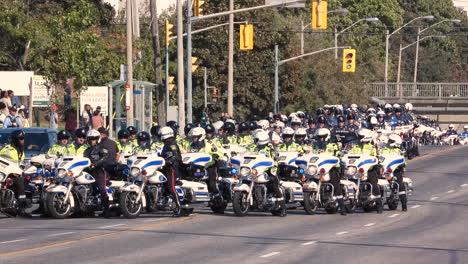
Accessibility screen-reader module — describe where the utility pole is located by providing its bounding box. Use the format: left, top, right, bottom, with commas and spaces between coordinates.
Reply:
300, 20, 304, 55
413, 27, 420, 84
150, 0, 165, 124
126, 0, 134, 127
227, 0, 234, 117
204, 67, 208, 109
186, 0, 193, 123
274, 45, 279, 113
177, 0, 185, 135
384, 29, 389, 94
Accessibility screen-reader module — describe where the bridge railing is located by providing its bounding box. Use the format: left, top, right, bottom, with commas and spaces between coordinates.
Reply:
369, 82, 468, 98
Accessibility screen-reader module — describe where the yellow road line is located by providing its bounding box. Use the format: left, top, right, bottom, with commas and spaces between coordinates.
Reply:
0, 215, 199, 257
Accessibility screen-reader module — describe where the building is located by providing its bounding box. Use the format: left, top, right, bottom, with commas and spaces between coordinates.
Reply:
103, 0, 174, 14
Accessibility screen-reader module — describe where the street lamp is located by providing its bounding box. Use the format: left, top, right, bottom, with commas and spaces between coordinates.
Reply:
397, 35, 446, 83
334, 17, 380, 59
384, 15, 434, 88
300, 8, 349, 54
413, 19, 460, 83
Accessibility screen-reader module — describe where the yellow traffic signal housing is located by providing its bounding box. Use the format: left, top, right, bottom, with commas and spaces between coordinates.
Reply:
194, 0, 205, 16
165, 20, 174, 46
169, 76, 175, 91
312, 1, 327, 30
191, 57, 199, 72
239, 24, 254, 50
342, 49, 356, 72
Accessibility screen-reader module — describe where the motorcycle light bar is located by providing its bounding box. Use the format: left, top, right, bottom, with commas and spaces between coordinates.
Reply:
386, 168, 393, 173
319, 168, 326, 174
44, 171, 51, 177
141, 170, 148, 176
358, 168, 365, 174
5, 178, 13, 185
231, 168, 238, 175
298, 168, 305, 174
36, 168, 43, 174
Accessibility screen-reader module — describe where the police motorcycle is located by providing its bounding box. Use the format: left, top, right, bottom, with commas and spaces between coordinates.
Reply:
0, 157, 24, 217
276, 151, 304, 209
231, 153, 286, 216
45, 156, 127, 219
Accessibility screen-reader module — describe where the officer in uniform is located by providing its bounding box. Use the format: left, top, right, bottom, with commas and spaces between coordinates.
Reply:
73, 128, 89, 155
133, 131, 152, 154
150, 125, 164, 153
277, 127, 303, 153
237, 122, 254, 146
116, 129, 134, 154
127, 126, 138, 147
48, 130, 76, 156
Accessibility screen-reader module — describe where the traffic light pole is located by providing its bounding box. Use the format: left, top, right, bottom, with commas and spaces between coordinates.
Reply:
227, 0, 234, 117
274, 45, 350, 113
126, 0, 134, 127
165, 45, 170, 116
177, 0, 185, 135
186, 0, 193, 123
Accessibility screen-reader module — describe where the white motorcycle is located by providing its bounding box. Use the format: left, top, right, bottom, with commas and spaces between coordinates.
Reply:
276, 151, 304, 209
0, 157, 24, 217
231, 154, 286, 216
379, 153, 413, 210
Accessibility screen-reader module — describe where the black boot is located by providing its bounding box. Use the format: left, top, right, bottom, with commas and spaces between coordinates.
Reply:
376, 198, 383, 214
172, 194, 182, 217
17, 199, 32, 218
99, 197, 111, 218
400, 195, 408, 212
338, 199, 347, 216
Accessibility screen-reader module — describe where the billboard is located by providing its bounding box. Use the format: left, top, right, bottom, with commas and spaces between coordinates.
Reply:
0, 71, 34, 96
80, 86, 109, 116
31, 76, 53, 107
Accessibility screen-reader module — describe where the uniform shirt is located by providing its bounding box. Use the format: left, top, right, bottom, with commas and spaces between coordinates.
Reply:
75, 144, 89, 155
237, 134, 254, 146
133, 145, 152, 155
348, 143, 377, 156
0, 145, 24, 164
99, 137, 118, 166
249, 144, 275, 158
277, 141, 304, 153
223, 134, 239, 145
312, 142, 340, 156
47, 143, 76, 156
380, 146, 401, 155
3, 114, 22, 128
117, 141, 134, 153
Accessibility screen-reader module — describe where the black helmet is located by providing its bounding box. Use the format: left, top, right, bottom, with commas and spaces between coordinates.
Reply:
223, 122, 235, 133
184, 123, 194, 136
118, 129, 130, 139
57, 130, 70, 140
316, 108, 325, 116
136, 131, 150, 142
273, 114, 281, 120
347, 114, 356, 121
249, 121, 258, 130
150, 125, 161, 137
11, 130, 25, 148
205, 124, 215, 134
166, 120, 178, 129
75, 128, 87, 138
308, 118, 316, 125
334, 108, 343, 116
337, 116, 346, 123
317, 116, 327, 124
127, 126, 137, 136
239, 122, 249, 132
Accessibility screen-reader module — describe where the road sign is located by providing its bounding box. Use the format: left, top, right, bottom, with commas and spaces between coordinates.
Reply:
80, 86, 109, 116
31, 75, 53, 107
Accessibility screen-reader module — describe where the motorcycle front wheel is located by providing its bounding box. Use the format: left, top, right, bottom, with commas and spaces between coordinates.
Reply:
120, 192, 142, 219
46, 193, 72, 219
233, 192, 249, 217
303, 192, 318, 215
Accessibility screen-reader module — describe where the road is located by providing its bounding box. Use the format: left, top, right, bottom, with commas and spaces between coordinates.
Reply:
1, 145, 467, 264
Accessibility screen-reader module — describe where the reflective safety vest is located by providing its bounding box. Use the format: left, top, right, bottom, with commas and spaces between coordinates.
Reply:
75, 144, 89, 155
379, 146, 401, 155
348, 143, 377, 156
48, 144, 76, 156
237, 134, 254, 146
277, 141, 304, 154
117, 141, 134, 153
150, 140, 164, 153
0, 145, 24, 164
249, 144, 274, 158
178, 138, 192, 153
133, 145, 152, 155
313, 142, 340, 156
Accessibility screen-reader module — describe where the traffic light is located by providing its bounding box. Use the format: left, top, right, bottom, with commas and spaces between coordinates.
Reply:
168, 76, 175, 91
312, 0, 327, 30
342, 49, 356, 72
191, 57, 199, 72
165, 20, 174, 46
194, 0, 205, 17
239, 24, 254, 50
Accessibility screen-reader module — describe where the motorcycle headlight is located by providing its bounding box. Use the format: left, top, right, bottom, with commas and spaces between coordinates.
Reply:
57, 169, 67, 178
240, 167, 251, 177
345, 166, 357, 176
131, 168, 140, 177
306, 166, 317, 176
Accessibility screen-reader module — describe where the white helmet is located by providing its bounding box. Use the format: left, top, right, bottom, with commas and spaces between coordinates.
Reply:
160, 126, 175, 140
257, 119, 270, 130
271, 132, 282, 144
367, 107, 376, 114
393, 103, 400, 109
290, 116, 301, 125
314, 128, 331, 141
405, 103, 413, 111
449, 124, 455, 129
254, 130, 270, 145
273, 121, 285, 129
385, 103, 392, 108
369, 116, 378, 125
294, 128, 307, 140
357, 128, 374, 143
282, 127, 295, 137
280, 114, 288, 122
351, 103, 358, 110
188, 127, 206, 141
212, 121, 224, 132
388, 134, 402, 148
464, 125, 468, 130
86, 129, 100, 141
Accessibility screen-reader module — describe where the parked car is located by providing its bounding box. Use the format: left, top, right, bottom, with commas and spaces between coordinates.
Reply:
0, 128, 57, 163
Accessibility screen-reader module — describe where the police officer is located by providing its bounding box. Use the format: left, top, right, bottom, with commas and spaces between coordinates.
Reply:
179, 123, 195, 152
0, 130, 30, 217
349, 128, 383, 213
380, 134, 407, 211
249, 130, 286, 216
48, 130, 76, 156
83, 130, 111, 217
73, 128, 89, 155
312, 128, 346, 215
277, 127, 303, 153
150, 126, 164, 153
133, 131, 152, 154
237, 122, 254, 146
294, 128, 312, 153
306, 118, 317, 141
346, 114, 360, 133
159, 126, 183, 216
333, 116, 349, 143
127, 126, 138, 147
116, 129, 134, 154
222, 122, 238, 145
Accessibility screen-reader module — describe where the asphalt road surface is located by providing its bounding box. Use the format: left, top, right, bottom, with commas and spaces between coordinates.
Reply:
1, 145, 467, 264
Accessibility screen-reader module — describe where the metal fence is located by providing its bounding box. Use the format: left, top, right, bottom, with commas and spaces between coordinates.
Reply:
369, 83, 468, 98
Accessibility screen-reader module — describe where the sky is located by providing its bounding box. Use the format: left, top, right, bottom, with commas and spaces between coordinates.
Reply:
158, 0, 176, 13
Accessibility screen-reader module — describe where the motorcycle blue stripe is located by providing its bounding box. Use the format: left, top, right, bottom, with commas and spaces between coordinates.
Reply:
252, 161, 273, 169
386, 158, 405, 169
141, 160, 164, 170
318, 159, 339, 167
357, 159, 377, 168
231, 159, 241, 166
288, 158, 297, 165
68, 160, 90, 171
295, 160, 308, 166
191, 157, 211, 164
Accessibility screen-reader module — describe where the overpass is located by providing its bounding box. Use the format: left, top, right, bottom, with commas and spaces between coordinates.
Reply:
369, 82, 468, 126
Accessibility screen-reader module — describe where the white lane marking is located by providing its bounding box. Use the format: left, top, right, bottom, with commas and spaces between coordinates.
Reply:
389, 214, 400, 218
99, 224, 125, 229
430, 196, 439, 201
260, 252, 280, 258
336, 231, 348, 235
447, 190, 455, 193
411, 205, 421, 209
301, 241, 317, 246
0, 239, 26, 244
143, 219, 167, 222
364, 223, 375, 227
47, 232, 76, 237
461, 184, 468, 187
